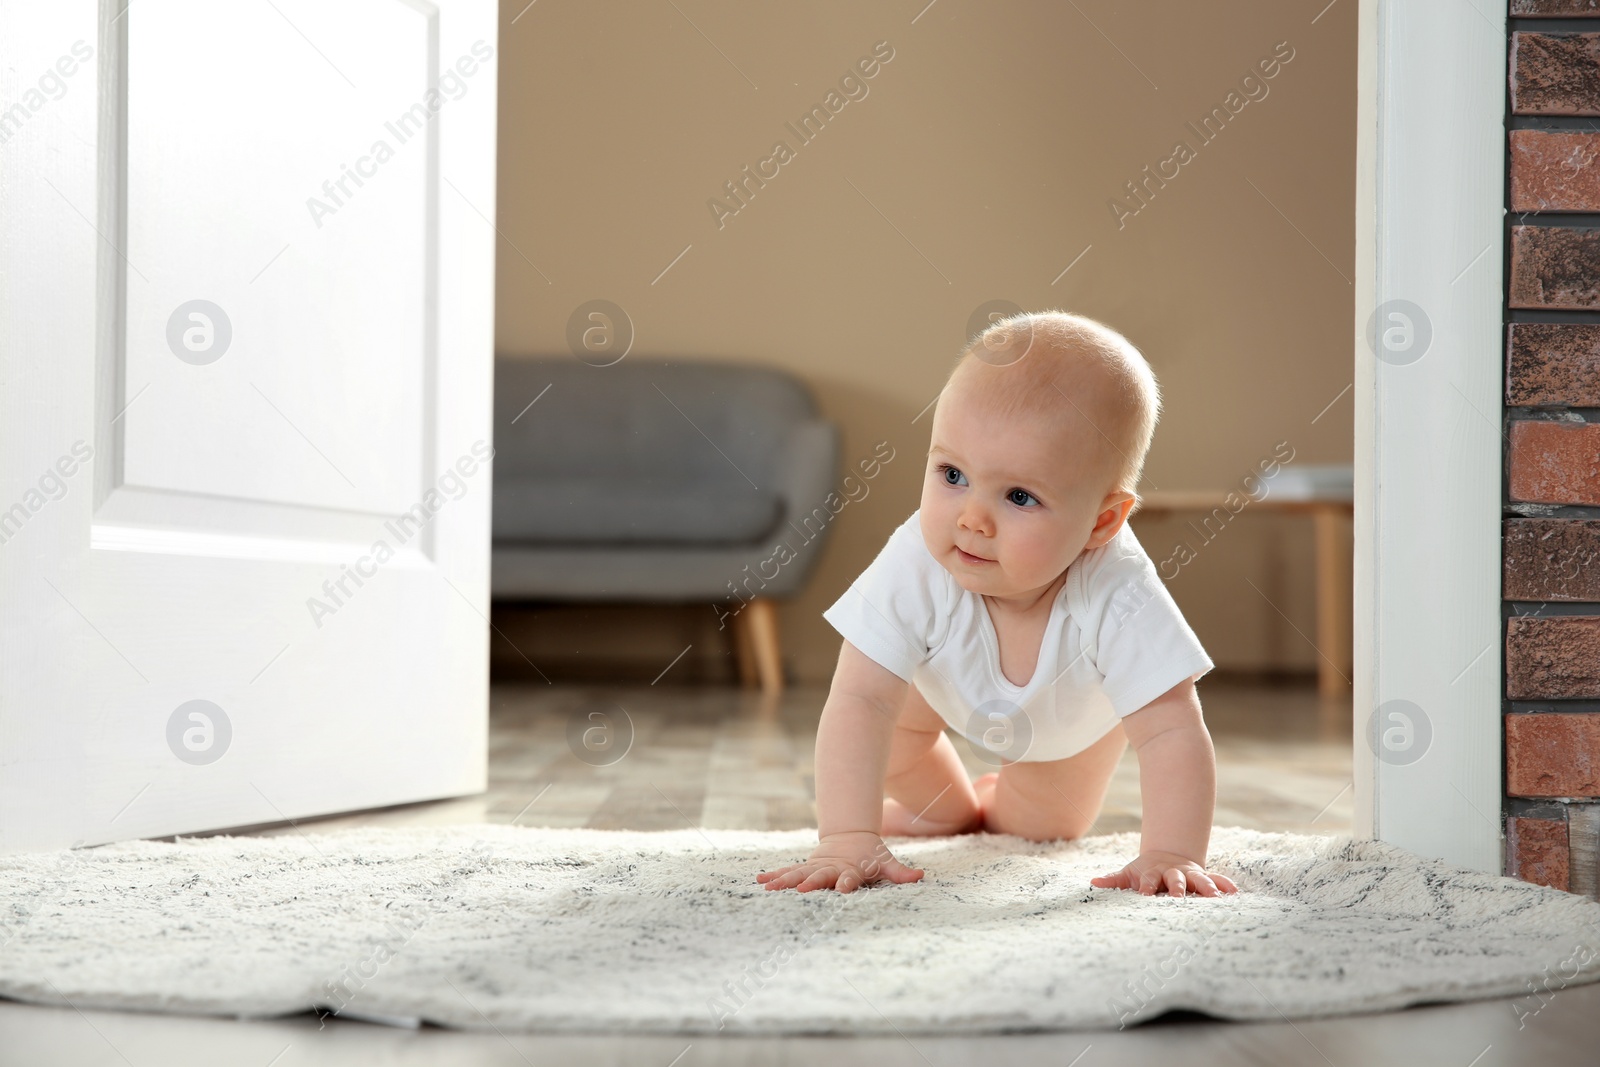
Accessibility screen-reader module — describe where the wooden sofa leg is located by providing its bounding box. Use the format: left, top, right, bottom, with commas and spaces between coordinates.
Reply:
742, 598, 783, 693
731, 604, 759, 688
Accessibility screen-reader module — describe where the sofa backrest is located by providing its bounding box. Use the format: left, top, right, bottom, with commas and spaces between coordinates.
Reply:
493, 357, 818, 487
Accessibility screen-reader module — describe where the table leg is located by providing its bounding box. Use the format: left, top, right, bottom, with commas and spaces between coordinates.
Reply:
1313, 505, 1351, 696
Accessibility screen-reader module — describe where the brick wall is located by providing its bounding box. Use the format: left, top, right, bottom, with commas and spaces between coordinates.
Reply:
1505, 0, 1600, 897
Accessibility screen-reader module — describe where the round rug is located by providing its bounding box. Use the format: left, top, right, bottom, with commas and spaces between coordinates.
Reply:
1, 823, 1596, 1034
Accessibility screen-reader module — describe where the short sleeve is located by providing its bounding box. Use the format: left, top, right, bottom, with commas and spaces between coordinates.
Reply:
821, 512, 947, 682
1077, 526, 1215, 717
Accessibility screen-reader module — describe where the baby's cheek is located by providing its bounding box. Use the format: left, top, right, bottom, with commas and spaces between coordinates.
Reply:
1011, 532, 1062, 582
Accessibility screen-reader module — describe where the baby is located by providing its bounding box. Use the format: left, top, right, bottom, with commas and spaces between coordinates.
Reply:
757, 310, 1238, 897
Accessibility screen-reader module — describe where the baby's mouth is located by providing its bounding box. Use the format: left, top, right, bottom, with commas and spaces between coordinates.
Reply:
955, 546, 994, 565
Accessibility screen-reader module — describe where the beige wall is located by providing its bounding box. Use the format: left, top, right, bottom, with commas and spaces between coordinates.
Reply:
491, 2, 1357, 685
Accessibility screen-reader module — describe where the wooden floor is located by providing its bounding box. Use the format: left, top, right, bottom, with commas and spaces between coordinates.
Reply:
5, 676, 1600, 1065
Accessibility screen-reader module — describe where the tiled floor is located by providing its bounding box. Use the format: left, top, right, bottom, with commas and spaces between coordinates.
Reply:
244, 674, 1355, 842
5, 677, 1598, 1065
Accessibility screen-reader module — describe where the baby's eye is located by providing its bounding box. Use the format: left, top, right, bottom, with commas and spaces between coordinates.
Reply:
937, 463, 967, 487
1008, 488, 1040, 508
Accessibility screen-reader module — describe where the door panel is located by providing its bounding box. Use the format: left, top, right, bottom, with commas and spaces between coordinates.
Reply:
120, 0, 431, 516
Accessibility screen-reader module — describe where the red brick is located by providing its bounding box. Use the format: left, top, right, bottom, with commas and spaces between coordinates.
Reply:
1507, 713, 1600, 795
1510, 227, 1600, 308
1508, 420, 1600, 504
1507, 323, 1600, 406
1506, 816, 1571, 891
1512, 33, 1600, 115
1511, 131, 1600, 212
1507, 616, 1600, 698
1504, 519, 1600, 600
1513, 0, 1600, 14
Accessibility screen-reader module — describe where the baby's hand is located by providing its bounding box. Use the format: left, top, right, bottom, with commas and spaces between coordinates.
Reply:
1090, 850, 1238, 897
756, 830, 924, 893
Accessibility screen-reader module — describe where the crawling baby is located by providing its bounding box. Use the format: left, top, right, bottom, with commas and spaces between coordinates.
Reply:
757, 310, 1239, 897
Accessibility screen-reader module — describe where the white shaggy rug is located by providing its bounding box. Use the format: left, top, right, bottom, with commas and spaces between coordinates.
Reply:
2, 823, 1599, 1034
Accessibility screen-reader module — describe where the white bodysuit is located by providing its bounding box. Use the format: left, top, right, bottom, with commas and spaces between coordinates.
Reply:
822, 509, 1215, 762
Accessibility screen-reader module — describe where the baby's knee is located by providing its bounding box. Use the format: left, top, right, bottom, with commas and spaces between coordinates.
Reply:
1038, 814, 1094, 843
1005, 815, 1093, 843
986, 782, 1097, 841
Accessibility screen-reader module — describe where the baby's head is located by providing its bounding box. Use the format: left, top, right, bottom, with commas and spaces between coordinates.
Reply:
920, 310, 1162, 599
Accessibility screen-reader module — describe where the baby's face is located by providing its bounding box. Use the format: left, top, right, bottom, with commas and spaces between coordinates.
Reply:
920, 373, 1132, 602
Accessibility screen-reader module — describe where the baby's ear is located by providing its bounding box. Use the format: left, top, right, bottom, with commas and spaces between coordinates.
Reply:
1090, 492, 1137, 545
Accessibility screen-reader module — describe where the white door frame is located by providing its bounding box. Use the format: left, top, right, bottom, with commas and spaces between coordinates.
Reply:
1353, 0, 1505, 872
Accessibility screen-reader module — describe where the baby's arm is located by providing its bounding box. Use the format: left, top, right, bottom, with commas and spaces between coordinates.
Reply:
1088, 677, 1239, 897
756, 640, 926, 893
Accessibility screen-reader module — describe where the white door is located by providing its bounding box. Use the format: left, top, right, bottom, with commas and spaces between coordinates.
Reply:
0, 0, 499, 853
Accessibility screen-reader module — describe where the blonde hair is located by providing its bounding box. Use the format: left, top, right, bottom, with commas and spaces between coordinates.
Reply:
943, 309, 1163, 511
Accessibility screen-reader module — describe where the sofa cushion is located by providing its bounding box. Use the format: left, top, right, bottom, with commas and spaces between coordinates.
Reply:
493, 477, 782, 546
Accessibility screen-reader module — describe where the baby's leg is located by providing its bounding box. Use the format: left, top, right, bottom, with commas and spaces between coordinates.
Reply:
880, 683, 982, 836
982, 723, 1127, 841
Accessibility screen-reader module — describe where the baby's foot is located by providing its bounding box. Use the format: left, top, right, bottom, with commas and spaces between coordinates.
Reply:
881, 795, 982, 837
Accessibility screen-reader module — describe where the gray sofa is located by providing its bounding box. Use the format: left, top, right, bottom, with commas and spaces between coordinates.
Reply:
490, 356, 841, 688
